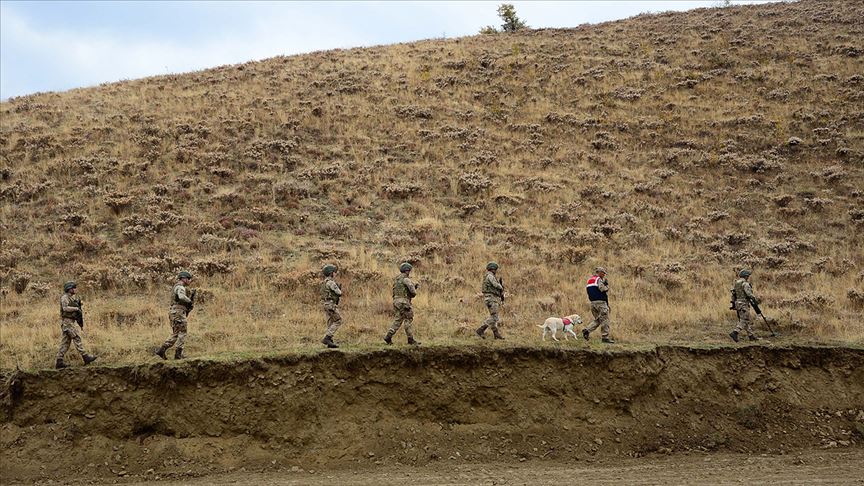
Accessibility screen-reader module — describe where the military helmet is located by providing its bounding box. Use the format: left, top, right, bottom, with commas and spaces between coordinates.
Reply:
486, 262, 499, 271
739, 269, 752, 278
399, 262, 413, 273
178, 271, 193, 280
322, 264, 337, 276
63, 281, 77, 292
595, 266, 607, 275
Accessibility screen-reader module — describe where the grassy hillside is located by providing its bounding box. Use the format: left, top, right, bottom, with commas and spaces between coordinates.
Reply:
1, 0, 862, 369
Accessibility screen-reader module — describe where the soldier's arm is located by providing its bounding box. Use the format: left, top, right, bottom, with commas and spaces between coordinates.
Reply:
176, 286, 193, 304
744, 282, 758, 303
597, 279, 610, 293
60, 295, 80, 312
405, 278, 418, 297
488, 274, 504, 291
328, 280, 342, 296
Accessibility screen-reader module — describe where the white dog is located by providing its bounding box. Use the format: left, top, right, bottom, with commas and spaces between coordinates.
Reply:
538, 314, 583, 341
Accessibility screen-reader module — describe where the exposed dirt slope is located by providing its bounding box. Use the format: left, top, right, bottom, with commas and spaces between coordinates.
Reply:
2, 345, 863, 483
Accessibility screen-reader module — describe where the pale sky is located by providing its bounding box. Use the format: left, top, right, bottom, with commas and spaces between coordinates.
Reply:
0, 1, 778, 100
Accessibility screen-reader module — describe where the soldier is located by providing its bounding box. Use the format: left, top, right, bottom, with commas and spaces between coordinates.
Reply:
155, 271, 195, 360
729, 269, 759, 342
476, 262, 505, 340
384, 262, 420, 346
320, 264, 343, 349
582, 266, 615, 343
55, 281, 97, 369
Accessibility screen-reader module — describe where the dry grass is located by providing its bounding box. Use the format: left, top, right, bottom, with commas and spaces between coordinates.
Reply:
2, 0, 863, 369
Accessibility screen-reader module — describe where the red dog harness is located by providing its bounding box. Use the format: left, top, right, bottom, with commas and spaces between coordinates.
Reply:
562, 318, 572, 326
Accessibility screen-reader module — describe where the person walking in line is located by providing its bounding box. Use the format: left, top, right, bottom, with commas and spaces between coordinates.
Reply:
320, 264, 343, 349
729, 269, 760, 342
384, 263, 420, 346
476, 262, 505, 340
155, 271, 195, 360
55, 281, 97, 369
582, 266, 614, 343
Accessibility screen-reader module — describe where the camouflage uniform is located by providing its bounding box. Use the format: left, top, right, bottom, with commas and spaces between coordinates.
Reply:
732, 277, 758, 338
163, 282, 192, 352
584, 274, 611, 339
387, 272, 418, 342
56, 292, 88, 361
321, 276, 343, 338
477, 271, 504, 339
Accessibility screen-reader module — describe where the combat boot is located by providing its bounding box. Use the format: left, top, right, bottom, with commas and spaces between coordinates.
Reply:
155, 345, 168, 360
55, 359, 69, 369
475, 325, 487, 339
383, 330, 395, 345
581, 329, 590, 341
174, 348, 184, 360
407, 337, 421, 346
322, 335, 339, 349
82, 354, 98, 365
729, 331, 739, 343
601, 337, 615, 344
493, 329, 505, 340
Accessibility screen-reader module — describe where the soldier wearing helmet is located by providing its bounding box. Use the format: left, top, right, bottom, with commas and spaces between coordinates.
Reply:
320, 264, 343, 349
384, 262, 420, 345
155, 271, 196, 360
582, 266, 615, 343
476, 262, 505, 340
55, 281, 98, 369
729, 269, 759, 342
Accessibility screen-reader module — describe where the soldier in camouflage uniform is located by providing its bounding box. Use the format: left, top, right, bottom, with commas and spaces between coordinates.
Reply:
384, 262, 420, 346
729, 269, 760, 342
476, 262, 505, 340
55, 281, 98, 369
582, 266, 615, 343
155, 271, 195, 360
320, 264, 343, 349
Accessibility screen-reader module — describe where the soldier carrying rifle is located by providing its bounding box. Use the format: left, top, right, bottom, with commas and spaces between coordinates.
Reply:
55, 281, 98, 369
729, 269, 760, 342
155, 271, 196, 359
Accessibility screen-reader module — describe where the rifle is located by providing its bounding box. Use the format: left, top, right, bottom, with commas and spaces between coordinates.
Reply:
499, 277, 504, 304
188, 289, 197, 312
749, 298, 777, 337
75, 300, 84, 328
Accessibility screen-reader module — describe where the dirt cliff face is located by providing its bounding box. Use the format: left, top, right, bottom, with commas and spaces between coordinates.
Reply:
2, 345, 863, 482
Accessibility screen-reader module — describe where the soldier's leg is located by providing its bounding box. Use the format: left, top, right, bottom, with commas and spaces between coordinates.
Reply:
734, 303, 750, 334
325, 306, 343, 337
174, 319, 188, 350
402, 305, 415, 340
70, 328, 87, 357
598, 303, 611, 339
585, 303, 603, 333
56, 329, 71, 361
389, 304, 404, 334
487, 301, 503, 338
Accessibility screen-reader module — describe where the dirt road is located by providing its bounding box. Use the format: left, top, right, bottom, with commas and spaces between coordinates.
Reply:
122, 450, 864, 485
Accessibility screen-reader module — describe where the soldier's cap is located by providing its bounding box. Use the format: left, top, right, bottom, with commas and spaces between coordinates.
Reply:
63, 281, 77, 292
399, 262, 413, 273
594, 266, 607, 275
322, 264, 337, 276
739, 269, 752, 278
178, 271, 193, 280
486, 262, 499, 271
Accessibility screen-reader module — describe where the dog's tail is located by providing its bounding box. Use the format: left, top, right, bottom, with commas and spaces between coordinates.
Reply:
537, 324, 546, 328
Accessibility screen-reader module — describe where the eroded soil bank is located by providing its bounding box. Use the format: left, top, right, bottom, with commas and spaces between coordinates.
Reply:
2, 345, 863, 483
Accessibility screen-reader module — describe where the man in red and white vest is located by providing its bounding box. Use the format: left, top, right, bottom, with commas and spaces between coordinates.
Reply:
582, 266, 614, 343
